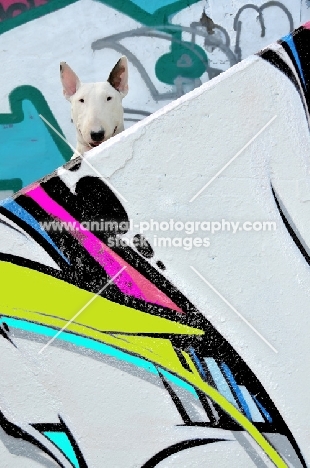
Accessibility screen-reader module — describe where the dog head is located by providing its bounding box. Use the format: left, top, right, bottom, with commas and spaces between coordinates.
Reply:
60, 56, 128, 150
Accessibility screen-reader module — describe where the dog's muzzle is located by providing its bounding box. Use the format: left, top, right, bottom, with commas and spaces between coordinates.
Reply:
88, 126, 118, 148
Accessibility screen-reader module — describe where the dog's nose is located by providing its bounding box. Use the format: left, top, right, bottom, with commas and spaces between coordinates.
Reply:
90, 130, 105, 142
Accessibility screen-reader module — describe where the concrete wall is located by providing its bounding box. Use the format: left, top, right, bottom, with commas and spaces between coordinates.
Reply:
0, 16, 310, 468
0, 0, 309, 198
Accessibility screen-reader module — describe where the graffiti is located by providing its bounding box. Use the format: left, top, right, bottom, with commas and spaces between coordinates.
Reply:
259, 23, 310, 267
0, 317, 88, 467
234, 2, 294, 61
0, 86, 71, 198
0, 0, 202, 34
0, 0, 300, 198
140, 439, 226, 467
91, 20, 237, 101
0, 1, 309, 465
91, 2, 295, 100
93, 28, 206, 100
0, 149, 307, 465
0, 0, 296, 95
0, 0, 49, 23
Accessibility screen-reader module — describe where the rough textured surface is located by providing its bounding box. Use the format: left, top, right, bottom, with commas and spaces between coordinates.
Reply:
1, 13, 310, 468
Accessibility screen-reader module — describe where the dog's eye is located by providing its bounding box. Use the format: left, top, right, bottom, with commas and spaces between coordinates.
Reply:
107, 96, 112, 101
79, 98, 84, 103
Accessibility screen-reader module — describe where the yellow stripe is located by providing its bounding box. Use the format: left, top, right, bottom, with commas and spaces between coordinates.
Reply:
0, 261, 203, 336
181, 352, 287, 468
1, 261, 287, 466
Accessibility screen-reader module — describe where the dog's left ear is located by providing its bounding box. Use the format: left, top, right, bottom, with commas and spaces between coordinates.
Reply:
108, 56, 128, 98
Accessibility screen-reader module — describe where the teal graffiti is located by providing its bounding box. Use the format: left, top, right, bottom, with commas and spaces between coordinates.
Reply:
0, 86, 71, 195
155, 42, 208, 85
0, 178, 22, 195
128, 0, 184, 15
101, 0, 209, 87
0, 0, 202, 34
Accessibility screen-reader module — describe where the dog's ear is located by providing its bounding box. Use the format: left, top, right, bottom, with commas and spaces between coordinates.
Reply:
108, 56, 128, 97
60, 62, 80, 100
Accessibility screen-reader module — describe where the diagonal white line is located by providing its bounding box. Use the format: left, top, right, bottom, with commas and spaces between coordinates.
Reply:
40, 114, 77, 154
39, 114, 128, 203
190, 115, 277, 202
190, 266, 278, 353
38, 266, 126, 354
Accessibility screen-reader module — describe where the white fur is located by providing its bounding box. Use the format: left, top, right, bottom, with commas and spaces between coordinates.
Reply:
60, 56, 128, 159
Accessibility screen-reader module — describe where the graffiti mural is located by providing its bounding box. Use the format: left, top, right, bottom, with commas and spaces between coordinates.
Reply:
0, 0, 306, 199
2, 18, 310, 461
0, 165, 307, 466
0, 17, 309, 468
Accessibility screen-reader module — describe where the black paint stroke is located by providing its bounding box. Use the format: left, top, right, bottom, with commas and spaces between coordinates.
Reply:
0, 217, 27, 237
33, 415, 88, 468
259, 27, 310, 127
0, 173, 305, 462
158, 372, 191, 424
0, 411, 65, 468
272, 185, 310, 266
141, 438, 227, 468
258, 49, 300, 94
0, 321, 17, 348
133, 234, 154, 259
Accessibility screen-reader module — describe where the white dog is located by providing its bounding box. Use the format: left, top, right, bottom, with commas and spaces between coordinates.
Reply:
60, 56, 128, 159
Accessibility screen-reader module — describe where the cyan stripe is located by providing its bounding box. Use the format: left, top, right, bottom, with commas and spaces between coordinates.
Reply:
159, 368, 199, 399
128, 0, 180, 15
2, 317, 198, 399
44, 432, 79, 468
2, 317, 158, 375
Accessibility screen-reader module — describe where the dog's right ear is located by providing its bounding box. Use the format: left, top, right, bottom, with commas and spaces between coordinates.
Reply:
60, 62, 80, 100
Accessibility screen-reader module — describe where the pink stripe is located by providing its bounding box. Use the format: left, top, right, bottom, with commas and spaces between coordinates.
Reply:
26, 186, 182, 312
0, 0, 47, 9
1, 0, 27, 8
303, 21, 310, 30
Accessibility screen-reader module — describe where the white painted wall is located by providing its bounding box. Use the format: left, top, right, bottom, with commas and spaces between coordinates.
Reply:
57, 53, 310, 463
